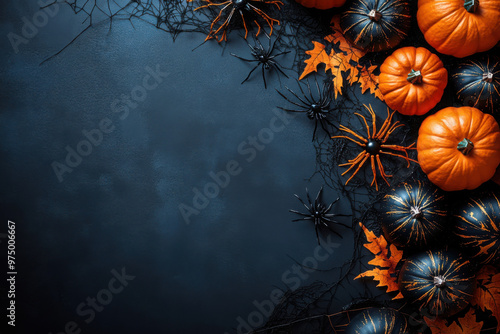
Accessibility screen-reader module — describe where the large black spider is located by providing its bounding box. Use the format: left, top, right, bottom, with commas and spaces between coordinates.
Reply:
290, 187, 350, 245
231, 34, 290, 89
277, 78, 335, 140
190, 0, 283, 42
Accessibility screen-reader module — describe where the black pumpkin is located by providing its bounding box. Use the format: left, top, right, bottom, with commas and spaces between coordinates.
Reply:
340, 0, 411, 52
452, 56, 500, 114
381, 181, 447, 249
345, 308, 409, 334
453, 192, 500, 266
398, 250, 476, 317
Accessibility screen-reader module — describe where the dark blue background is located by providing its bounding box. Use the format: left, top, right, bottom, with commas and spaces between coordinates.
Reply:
0, 1, 361, 333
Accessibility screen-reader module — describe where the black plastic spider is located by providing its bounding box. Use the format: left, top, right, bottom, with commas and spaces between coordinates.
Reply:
277, 79, 335, 140
231, 34, 290, 89
290, 187, 350, 245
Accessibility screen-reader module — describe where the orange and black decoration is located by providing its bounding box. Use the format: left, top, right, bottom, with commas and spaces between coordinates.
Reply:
331, 104, 417, 191
381, 181, 447, 249
398, 250, 477, 318
344, 308, 409, 334
340, 0, 411, 52
189, 0, 282, 42
454, 192, 500, 267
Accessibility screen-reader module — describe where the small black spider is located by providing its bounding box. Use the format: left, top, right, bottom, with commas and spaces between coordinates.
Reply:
277, 78, 335, 140
290, 187, 350, 245
231, 34, 290, 89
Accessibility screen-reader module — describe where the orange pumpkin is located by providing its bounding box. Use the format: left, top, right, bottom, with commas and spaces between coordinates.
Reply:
417, 0, 500, 58
379, 47, 448, 116
295, 0, 346, 10
417, 106, 500, 191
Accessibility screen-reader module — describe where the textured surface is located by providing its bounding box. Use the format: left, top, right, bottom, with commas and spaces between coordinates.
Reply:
0, 1, 355, 333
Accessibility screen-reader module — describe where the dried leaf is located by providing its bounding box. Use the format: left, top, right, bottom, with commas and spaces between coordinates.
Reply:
424, 308, 483, 334
299, 41, 331, 80
300, 15, 383, 100
329, 52, 347, 99
471, 265, 500, 332
355, 223, 403, 298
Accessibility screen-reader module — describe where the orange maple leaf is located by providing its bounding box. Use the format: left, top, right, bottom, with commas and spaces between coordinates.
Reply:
299, 41, 331, 80
424, 308, 483, 334
355, 223, 403, 298
471, 265, 500, 332
357, 66, 385, 101
299, 15, 384, 101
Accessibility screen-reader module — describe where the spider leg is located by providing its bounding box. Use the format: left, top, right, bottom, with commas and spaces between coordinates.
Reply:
343, 153, 370, 186
370, 155, 379, 191
289, 209, 312, 217
230, 53, 258, 62
261, 65, 267, 89
332, 133, 366, 147
315, 187, 323, 206
324, 197, 339, 212
334, 125, 368, 144
253, 20, 262, 37
305, 79, 316, 103
354, 112, 372, 140
379, 150, 418, 166
312, 121, 319, 141
323, 223, 343, 238
323, 216, 351, 229
239, 9, 249, 39
381, 121, 405, 143
319, 119, 331, 137
294, 194, 311, 212
305, 188, 313, 207
248, 4, 280, 36
284, 85, 312, 107
271, 62, 289, 79
275, 89, 309, 110
315, 223, 321, 245
296, 79, 314, 105
362, 104, 378, 138
292, 217, 314, 222
376, 109, 396, 140
241, 64, 260, 85
210, 6, 236, 42
376, 155, 392, 188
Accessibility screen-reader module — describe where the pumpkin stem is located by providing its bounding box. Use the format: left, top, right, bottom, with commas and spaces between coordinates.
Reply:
407, 69, 422, 84
433, 275, 447, 288
410, 206, 423, 219
464, 0, 479, 13
483, 72, 494, 83
457, 138, 474, 155
368, 9, 382, 22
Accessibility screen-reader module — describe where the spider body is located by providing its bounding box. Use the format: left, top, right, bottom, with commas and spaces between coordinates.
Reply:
190, 0, 282, 42
231, 36, 290, 89
277, 79, 334, 140
366, 139, 381, 155
290, 187, 350, 244
332, 105, 417, 190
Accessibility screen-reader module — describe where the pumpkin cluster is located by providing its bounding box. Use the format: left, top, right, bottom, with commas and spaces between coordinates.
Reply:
376, 184, 500, 322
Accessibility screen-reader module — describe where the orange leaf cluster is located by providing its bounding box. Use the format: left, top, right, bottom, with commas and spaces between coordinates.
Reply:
424, 308, 483, 334
354, 223, 403, 299
472, 265, 500, 332
299, 16, 384, 101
